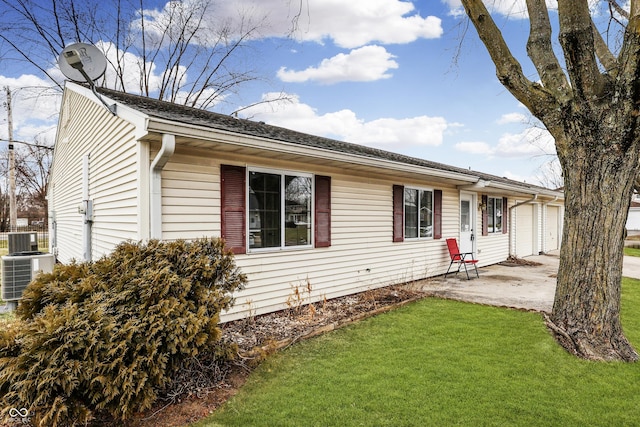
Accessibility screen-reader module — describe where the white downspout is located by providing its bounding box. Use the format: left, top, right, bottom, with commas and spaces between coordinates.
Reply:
508, 194, 538, 257
150, 134, 175, 240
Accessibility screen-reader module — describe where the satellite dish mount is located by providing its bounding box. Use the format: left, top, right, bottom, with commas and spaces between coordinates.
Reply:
58, 43, 116, 116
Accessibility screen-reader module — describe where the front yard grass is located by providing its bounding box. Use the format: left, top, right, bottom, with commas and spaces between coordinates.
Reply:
625, 246, 640, 257
199, 278, 640, 427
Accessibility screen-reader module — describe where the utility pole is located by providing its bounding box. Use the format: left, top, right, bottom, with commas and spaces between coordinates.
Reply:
5, 87, 16, 231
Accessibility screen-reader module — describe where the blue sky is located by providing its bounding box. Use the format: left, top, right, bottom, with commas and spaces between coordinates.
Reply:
0, 0, 566, 186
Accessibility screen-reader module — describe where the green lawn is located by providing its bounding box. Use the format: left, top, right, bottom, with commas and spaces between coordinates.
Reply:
625, 246, 640, 257
199, 278, 640, 427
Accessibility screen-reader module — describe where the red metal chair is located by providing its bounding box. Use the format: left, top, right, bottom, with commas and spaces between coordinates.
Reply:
445, 238, 479, 279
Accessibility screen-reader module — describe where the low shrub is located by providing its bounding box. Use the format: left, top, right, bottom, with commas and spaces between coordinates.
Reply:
0, 238, 246, 426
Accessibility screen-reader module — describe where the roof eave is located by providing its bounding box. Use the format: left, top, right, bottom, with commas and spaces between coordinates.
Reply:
144, 117, 481, 185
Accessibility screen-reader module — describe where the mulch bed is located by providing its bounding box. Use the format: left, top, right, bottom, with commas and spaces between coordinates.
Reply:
114, 284, 429, 427
498, 255, 543, 267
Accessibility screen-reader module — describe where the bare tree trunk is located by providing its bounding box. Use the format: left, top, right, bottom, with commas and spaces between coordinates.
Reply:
460, 0, 640, 361
548, 135, 639, 361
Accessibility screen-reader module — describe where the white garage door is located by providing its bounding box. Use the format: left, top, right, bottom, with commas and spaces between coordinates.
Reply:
626, 208, 640, 231
516, 204, 535, 257
547, 206, 559, 251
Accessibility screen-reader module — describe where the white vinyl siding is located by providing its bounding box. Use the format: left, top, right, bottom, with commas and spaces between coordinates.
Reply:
222, 171, 459, 321
151, 148, 461, 321
158, 148, 218, 241
474, 198, 511, 266
49, 89, 139, 262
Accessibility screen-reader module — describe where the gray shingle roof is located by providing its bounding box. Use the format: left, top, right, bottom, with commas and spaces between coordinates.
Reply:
96, 86, 558, 194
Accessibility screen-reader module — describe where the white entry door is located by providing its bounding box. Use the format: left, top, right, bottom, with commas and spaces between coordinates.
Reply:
460, 193, 475, 254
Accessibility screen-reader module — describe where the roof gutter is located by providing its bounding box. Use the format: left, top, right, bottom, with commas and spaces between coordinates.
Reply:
143, 118, 480, 184
509, 194, 538, 211
458, 179, 490, 191
150, 133, 175, 239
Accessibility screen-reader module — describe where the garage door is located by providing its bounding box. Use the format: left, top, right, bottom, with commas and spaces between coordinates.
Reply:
547, 206, 559, 251
516, 204, 535, 257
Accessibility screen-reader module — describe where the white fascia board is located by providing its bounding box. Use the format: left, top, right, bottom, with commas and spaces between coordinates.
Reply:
65, 82, 150, 140
484, 181, 563, 200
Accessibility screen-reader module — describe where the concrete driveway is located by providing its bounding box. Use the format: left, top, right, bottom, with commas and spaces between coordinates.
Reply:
415, 252, 640, 313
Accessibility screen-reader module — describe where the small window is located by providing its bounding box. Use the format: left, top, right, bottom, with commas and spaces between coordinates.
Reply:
248, 169, 312, 250
487, 197, 503, 233
404, 188, 433, 239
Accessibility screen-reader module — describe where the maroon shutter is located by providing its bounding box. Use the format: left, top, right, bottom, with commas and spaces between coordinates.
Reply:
221, 165, 246, 254
315, 175, 331, 248
502, 197, 508, 234
393, 185, 404, 242
434, 189, 442, 239
481, 194, 488, 236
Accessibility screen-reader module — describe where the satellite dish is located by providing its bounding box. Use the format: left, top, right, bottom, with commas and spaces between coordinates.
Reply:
57, 43, 116, 115
58, 43, 107, 83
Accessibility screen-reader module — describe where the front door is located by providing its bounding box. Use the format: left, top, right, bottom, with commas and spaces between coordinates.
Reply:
460, 193, 475, 254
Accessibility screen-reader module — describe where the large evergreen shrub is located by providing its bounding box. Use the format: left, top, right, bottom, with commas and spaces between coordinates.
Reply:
0, 238, 246, 426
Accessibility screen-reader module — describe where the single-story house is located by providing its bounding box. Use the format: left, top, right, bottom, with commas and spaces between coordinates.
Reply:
48, 82, 564, 321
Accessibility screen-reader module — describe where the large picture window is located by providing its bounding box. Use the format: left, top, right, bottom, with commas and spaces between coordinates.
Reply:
487, 196, 503, 233
404, 188, 433, 239
221, 165, 330, 254
248, 169, 312, 250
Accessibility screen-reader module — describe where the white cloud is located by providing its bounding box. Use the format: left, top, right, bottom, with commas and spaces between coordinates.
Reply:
494, 127, 555, 157
501, 170, 530, 183
496, 112, 526, 125
454, 141, 492, 154
277, 45, 398, 84
97, 41, 167, 93
295, 0, 443, 48
345, 116, 448, 146
52, 41, 226, 110
172, 0, 444, 49
241, 92, 449, 148
0, 75, 61, 145
455, 126, 555, 158
445, 0, 558, 19
14, 123, 58, 145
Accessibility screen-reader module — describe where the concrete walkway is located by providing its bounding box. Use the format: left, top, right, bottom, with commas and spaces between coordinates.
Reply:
414, 252, 640, 313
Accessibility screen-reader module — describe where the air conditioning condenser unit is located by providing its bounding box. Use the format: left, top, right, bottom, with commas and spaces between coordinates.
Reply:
8, 232, 38, 254
2, 253, 55, 303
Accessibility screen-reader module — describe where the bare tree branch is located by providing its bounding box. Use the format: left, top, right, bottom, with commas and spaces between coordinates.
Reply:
557, 0, 607, 102
461, 1, 558, 120
607, 0, 630, 19
525, 0, 571, 100
591, 21, 619, 74
0, 0, 289, 111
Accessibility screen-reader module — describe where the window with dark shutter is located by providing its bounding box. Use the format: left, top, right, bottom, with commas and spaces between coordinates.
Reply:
434, 189, 442, 239
502, 197, 508, 234
221, 165, 246, 254
315, 175, 331, 248
392, 185, 404, 242
482, 194, 488, 236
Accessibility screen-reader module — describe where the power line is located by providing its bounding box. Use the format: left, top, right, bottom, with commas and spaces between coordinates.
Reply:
0, 138, 53, 150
